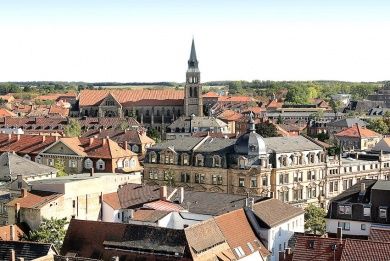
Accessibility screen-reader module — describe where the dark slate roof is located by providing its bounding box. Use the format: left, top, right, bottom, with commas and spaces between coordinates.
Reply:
168, 116, 227, 129
0, 152, 57, 181
149, 137, 204, 152
371, 180, 390, 191
195, 137, 235, 153
264, 136, 322, 153
61, 219, 190, 259
0, 241, 56, 261
176, 191, 263, 216
327, 118, 367, 128
329, 179, 377, 203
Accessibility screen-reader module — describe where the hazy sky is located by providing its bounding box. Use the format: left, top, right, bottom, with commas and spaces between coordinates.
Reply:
0, 0, 389, 82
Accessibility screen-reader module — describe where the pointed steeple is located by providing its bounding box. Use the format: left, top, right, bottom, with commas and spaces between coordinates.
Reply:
248, 112, 256, 133
188, 38, 198, 69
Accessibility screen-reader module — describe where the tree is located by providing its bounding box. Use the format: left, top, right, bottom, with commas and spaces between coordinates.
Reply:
54, 159, 67, 177
64, 119, 81, 137
148, 128, 161, 143
305, 204, 326, 235
367, 118, 389, 135
277, 114, 283, 124
256, 122, 279, 138
228, 81, 243, 94
285, 86, 309, 104
25, 217, 68, 250
164, 169, 176, 186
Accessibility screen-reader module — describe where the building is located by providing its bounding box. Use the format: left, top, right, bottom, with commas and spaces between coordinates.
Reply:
6, 172, 141, 230
334, 124, 382, 151
326, 179, 390, 238
367, 83, 390, 108
0, 241, 57, 261
78, 39, 204, 133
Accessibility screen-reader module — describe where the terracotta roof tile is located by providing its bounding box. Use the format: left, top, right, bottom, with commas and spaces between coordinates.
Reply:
0, 134, 58, 155
340, 238, 390, 261
132, 209, 170, 223
103, 192, 121, 210
217, 110, 243, 121
0, 109, 16, 117
6, 190, 63, 209
218, 96, 256, 103
369, 226, 390, 242
79, 89, 184, 107
0, 224, 26, 241
143, 200, 184, 211
215, 209, 269, 258
202, 91, 220, 98
292, 235, 344, 261
335, 124, 382, 138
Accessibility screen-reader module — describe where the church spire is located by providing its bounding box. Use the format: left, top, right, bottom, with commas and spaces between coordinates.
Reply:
188, 38, 198, 70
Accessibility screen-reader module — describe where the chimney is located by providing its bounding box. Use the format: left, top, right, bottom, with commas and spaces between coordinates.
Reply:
8, 133, 12, 142
90, 167, 94, 177
42, 135, 46, 142
89, 137, 94, 146
124, 142, 128, 151
285, 248, 292, 255
20, 188, 27, 198
337, 226, 343, 242
179, 187, 184, 204
103, 137, 108, 146
360, 182, 366, 194
9, 249, 15, 261
10, 225, 15, 241
55, 136, 59, 141
160, 186, 167, 200
16, 134, 20, 141
278, 251, 286, 261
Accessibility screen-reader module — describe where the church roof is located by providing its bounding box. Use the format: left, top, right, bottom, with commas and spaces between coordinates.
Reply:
79, 89, 184, 107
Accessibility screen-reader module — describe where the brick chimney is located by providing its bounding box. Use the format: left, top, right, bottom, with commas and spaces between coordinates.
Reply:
160, 186, 167, 200
16, 134, 20, 141
8, 133, 12, 142
42, 135, 46, 142
89, 137, 94, 146
20, 188, 27, 198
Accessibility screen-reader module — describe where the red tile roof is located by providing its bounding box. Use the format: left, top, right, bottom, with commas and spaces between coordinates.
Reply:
215, 209, 269, 259
292, 235, 344, 261
218, 96, 256, 103
0, 224, 26, 241
369, 226, 390, 242
6, 190, 63, 209
132, 209, 170, 222
242, 106, 264, 114
48, 105, 69, 117
203, 91, 220, 98
335, 124, 382, 138
0, 108, 16, 117
217, 110, 243, 121
103, 192, 121, 210
340, 238, 390, 261
79, 89, 184, 107
143, 200, 184, 211
0, 134, 58, 155
36, 92, 77, 101
266, 99, 283, 109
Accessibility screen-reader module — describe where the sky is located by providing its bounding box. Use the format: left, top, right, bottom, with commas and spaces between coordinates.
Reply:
0, 0, 390, 83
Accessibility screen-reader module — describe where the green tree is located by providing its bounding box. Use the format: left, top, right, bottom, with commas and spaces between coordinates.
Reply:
304, 204, 326, 235
277, 114, 283, 124
367, 118, 389, 135
256, 122, 279, 138
54, 159, 67, 177
164, 169, 176, 186
25, 217, 68, 250
64, 119, 81, 137
148, 128, 161, 143
228, 81, 243, 94
285, 86, 309, 104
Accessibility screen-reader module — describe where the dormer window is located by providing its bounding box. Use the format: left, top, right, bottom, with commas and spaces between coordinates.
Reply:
105, 100, 114, 106
249, 144, 257, 152
182, 153, 189, 165
363, 206, 371, 217
195, 154, 204, 167
96, 159, 105, 170
84, 158, 93, 169
379, 207, 387, 218
338, 205, 351, 215
150, 152, 157, 163
239, 157, 246, 169
213, 155, 221, 167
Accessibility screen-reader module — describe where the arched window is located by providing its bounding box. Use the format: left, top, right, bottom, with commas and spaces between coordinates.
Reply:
213, 155, 221, 167
124, 159, 130, 168
239, 157, 246, 169
96, 159, 105, 170
24, 154, 31, 161
35, 155, 42, 164
189, 87, 193, 97
84, 158, 93, 169
195, 154, 204, 167
194, 87, 198, 98
156, 110, 160, 116
150, 151, 157, 163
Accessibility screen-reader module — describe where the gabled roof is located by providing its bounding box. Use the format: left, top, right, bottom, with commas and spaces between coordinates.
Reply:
218, 96, 256, 103
0, 108, 16, 117
132, 209, 170, 223
0, 134, 58, 155
79, 89, 184, 107
217, 109, 243, 121
102, 192, 121, 210
215, 208, 269, 258
251, 198, 304, 228
0, 241, 56, 260
202, 91, 220, 98
340, 238, 390, 261
144, 199, 184, 211
264, 136, 323, 153
6, 190, 63, 209
335, 124, 381, 138
328, 118, 367, 128
372, 137, 390, 152
0, 152, 57, 181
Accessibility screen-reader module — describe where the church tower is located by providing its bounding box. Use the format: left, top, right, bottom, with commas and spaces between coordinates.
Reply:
184, 38, 203, 116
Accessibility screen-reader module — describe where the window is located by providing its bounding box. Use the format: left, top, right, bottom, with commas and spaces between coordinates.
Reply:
279, 190, 289, 202
131, 145, 139, 153
149, 171, 158, 180
361, 224, 366, 230
239, 177, 245, 187
307, 171, 315, 181
35, 155, 42, 164
239, 157, 246, 169
212, 175, 217, 185
338, 221, 350, 231
250, 178, 257, 188
72, 200, 76, 208
195, 174, 205, 184
363, 206, 371, 217
262, 176, 267, 186
379, 207, 387, 219
48, 158, 54, 166
150, 152, 157, 163
69, 159, 77, 168
84, 158, 93, 169
195, 154, 204, 167
217, 175, 223, 185
182, 153, 189, 165
181, 173, 190, 183
96, 159, 105, 170
247, 242, 255, 253
338, 205, 352, 215
293, 189, 303, 200
278, 227, 282, 236
213, 155, 221, 167
234, 247, 245, 258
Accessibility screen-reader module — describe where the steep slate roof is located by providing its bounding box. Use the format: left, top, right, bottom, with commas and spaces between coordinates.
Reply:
150, 136, 204, 151
79, 89, 184, 107
0, 240, 56, 260
195, 137, 236, 153
0, 152, 57, 181
6, 190, 63, 209
369, 226, 390, 242
327, 179, 376, 203
168, 116, 227, 129
177, 191, 263, 216
335, 124, 381, 138
328, 118, 367, 128
264, 136, 323, 153
340, 238, 390, 261
61, 219, 190, 259
251, 198, 304, 228
292, 235, 344, 261
215, 209, 269, 258
372, 137, 390, 152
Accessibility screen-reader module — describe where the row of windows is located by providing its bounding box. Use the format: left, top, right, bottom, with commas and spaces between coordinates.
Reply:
278, 187, 320, 202
150, 152, 223, 167
278, 170, 321, 185
278, 153, 325, 167
338, 204, 388, 218
46, 158, 106, 170
238, 177, 268, 188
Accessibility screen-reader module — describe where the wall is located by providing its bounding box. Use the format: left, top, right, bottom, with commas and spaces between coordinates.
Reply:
326, 218, 371, 237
